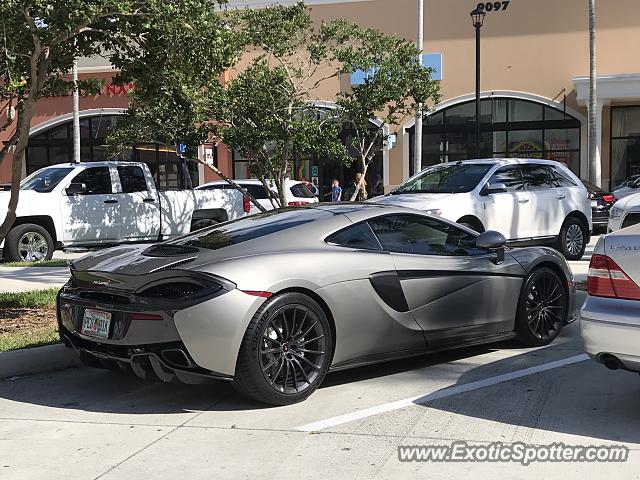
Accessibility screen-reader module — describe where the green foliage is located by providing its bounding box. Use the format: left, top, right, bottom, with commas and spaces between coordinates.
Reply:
0, 288, 58, 308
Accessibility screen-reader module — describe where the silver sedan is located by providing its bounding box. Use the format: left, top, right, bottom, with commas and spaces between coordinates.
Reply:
58, 204, 575, 405
580, 223, 640, 371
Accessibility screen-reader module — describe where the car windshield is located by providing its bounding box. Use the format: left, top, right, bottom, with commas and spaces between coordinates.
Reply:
392, 163, 493, 194
20, 167, 74, 193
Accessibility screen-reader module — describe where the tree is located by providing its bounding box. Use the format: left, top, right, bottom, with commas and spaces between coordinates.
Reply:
212, 3, 353, 208
0, 0, 237, 244
332, 24, 440, 200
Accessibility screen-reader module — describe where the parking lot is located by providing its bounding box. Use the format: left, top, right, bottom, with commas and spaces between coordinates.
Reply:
2, 237, 640, 479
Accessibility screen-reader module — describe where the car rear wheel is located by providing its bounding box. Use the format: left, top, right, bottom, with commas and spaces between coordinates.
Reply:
556, 217, 587, 260
515, 267, 567, 347
233, 292, 333, 405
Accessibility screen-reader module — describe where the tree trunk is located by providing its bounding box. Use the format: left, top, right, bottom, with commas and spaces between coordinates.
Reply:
588, 0, 599, 187
349, 155, 369, 201
0, 101, 34, 245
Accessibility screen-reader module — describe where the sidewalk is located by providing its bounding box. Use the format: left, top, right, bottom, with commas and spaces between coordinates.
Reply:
0, 267, 70, 293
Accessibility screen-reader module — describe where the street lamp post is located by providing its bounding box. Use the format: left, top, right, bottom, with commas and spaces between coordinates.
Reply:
470, 8, 486, 159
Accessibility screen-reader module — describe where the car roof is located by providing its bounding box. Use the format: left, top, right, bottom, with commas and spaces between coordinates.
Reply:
199, 179, 302, 187
448, 158, 568, 167
43, 161, 143, 169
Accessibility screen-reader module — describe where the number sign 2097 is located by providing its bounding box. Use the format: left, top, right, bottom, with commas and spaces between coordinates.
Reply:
477, 1, 510, 12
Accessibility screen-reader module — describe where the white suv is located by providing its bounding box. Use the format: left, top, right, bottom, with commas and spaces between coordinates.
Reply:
371, 159, 592, 260
196, 179, 318, 215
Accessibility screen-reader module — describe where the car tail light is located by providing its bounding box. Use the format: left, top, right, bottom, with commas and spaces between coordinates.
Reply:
243, 194, 251, 213
603, 193, 616, 203
288, 201, 308, 206
587, 253, 640, 300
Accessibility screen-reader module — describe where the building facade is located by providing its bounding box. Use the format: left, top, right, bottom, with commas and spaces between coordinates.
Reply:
3, 0, 640, 193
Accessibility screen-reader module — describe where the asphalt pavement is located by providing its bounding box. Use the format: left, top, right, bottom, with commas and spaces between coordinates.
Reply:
1, 314, 639, 479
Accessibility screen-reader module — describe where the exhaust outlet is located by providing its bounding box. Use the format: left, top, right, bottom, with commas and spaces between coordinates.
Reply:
161, 348, 194, 369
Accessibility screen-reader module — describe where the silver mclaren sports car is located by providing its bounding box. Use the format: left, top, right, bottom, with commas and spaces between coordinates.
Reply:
57, 203, 576, 405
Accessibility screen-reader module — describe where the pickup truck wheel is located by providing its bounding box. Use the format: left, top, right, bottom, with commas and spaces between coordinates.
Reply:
5, 224, 54, 262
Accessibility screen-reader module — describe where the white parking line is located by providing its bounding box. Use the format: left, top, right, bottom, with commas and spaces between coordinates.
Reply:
295, 353, 589, 432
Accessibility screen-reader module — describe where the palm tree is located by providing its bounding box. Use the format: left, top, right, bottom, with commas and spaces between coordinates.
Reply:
588, 0, 599, 186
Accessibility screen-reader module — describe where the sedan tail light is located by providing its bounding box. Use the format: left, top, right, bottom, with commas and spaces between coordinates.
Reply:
602, 193, 616, 203
288, 201, 309, 206
243, 194, 251, 213
588, 253, 640, 300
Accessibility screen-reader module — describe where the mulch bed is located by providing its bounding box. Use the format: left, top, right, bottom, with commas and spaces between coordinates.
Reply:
0, 306, 57, 335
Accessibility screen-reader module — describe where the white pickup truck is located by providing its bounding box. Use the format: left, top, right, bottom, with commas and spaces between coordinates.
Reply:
0, 161, 247, 262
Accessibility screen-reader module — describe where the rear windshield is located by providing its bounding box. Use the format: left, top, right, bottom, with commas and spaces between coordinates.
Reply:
172, 208, 318, 250
290, 183, 316, 198
20, 167, 74, 193
393, 163, 493, 194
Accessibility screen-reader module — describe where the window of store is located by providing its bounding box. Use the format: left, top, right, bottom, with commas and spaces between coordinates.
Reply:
610, 106, 640, 189
27, 115, 199, 190
408, 97, 581, 177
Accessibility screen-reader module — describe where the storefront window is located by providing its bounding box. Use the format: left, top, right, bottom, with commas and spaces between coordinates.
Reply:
409, 97, 581, 176
611, 107, 640, 188
26, 115, 198, 188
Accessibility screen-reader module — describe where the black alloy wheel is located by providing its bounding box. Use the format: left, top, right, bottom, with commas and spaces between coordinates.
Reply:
515, 267, 567, 347
234, 292, 333, 405
259, 304, 327, 395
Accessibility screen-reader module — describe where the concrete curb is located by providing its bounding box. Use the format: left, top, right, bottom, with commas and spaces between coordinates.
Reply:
0, 343, 82, 379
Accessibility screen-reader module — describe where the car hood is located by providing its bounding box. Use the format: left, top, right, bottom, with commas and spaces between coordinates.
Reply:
368, 192, 456, 209
0, 190, 9, 223
614, 191, 640, 211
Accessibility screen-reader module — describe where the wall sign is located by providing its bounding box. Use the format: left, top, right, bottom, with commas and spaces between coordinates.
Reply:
476, 1, 510, 12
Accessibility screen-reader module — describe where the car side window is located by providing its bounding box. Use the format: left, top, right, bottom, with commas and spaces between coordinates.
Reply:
245, 184, 270, 200
487, 166, 524, 192
368, 214, 489, 256
70, 167, 112, 195
326, 222, 381, 250
548, 166, 577, 187
522, 164, 552, 190
117, 166, 148, 193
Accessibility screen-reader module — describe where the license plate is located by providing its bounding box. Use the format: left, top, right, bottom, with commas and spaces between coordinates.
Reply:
81, 309, 112, 339
591, 200, 599, 207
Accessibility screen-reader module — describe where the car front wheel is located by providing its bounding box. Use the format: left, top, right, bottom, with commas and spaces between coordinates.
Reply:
556, 217, 587, 260
515, 267, 567, 347
4, 223, 54, 262
233, 292, 333, 405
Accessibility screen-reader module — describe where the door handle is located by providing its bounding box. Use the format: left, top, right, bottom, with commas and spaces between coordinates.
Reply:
143, 198, 156, 203
518, 198, 530, 204
556, 194, 566, 200
103, 199, 119, 204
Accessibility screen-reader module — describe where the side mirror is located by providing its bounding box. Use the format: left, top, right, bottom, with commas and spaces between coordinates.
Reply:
65, 182, 86, 196
481, 182, 508, 196
628, 180, 638, 188
476, 230, 507, 264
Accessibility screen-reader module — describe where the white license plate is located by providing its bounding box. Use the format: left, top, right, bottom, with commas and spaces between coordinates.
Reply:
591, 200, 599, 207
81, 309, 112, 339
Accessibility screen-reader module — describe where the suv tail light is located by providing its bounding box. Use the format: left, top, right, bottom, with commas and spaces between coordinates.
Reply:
243, 194, 251, 213
602, 193, 616, 203
587, 253, 640, 300
288, 201, 309, 206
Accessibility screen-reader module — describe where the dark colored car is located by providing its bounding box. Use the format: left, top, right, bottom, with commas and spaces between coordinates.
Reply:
582, 180, 616, 233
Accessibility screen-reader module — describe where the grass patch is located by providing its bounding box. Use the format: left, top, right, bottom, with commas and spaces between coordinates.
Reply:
0, 288, 59, 352
1, 259, 68, 268
0, 326, 58, 352
0, 288, 59, 309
